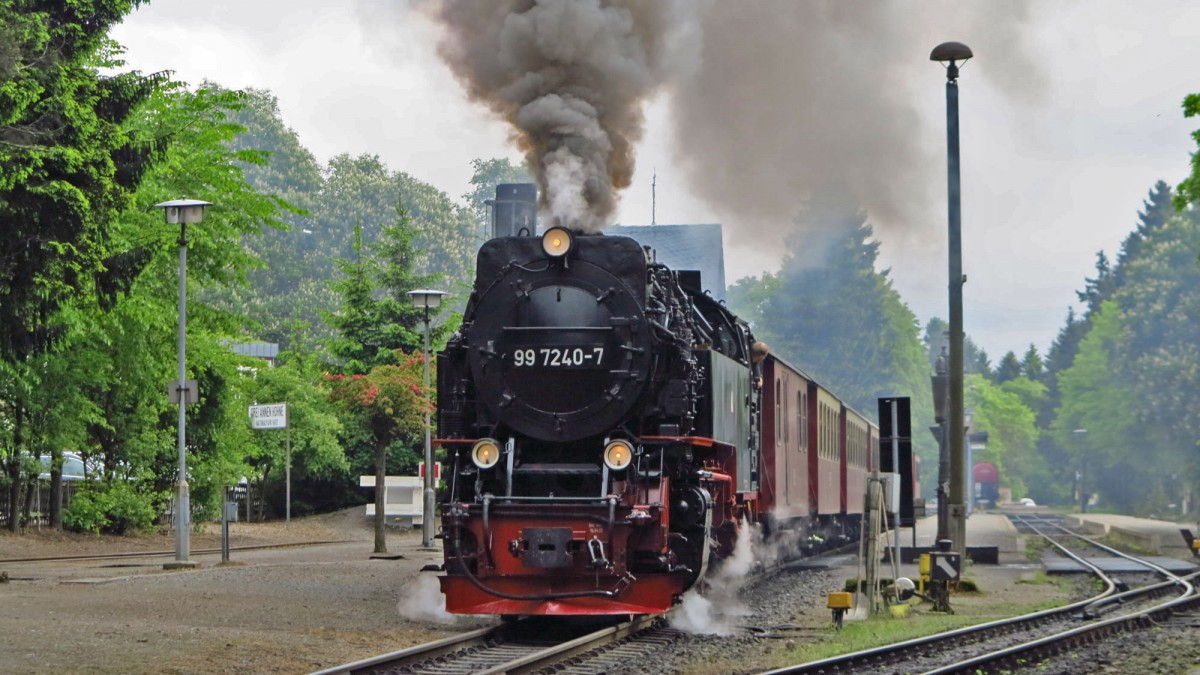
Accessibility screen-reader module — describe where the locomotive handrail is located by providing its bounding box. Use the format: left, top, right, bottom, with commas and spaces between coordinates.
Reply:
480, 495, 618, 503
640, 435, 715, 447
501, 325, 613, 331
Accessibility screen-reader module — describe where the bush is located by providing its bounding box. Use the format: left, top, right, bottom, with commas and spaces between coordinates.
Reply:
64, 482, 159, 535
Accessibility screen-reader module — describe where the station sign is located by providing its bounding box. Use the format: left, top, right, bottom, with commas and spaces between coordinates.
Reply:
249, 403, 288, 429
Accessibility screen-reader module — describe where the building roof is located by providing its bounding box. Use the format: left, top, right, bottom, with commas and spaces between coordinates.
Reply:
230, 342, 280, 360
610, 223, 726, 300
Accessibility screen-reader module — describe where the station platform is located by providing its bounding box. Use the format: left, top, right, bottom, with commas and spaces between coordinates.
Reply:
1065, 513, 1198, 558
885, 511, 1025, 565
840, 510, 1200, 584
1042, 552, 1197, 575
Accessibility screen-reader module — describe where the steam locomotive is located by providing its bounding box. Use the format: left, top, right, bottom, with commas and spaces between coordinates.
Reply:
434, 184, 882, 616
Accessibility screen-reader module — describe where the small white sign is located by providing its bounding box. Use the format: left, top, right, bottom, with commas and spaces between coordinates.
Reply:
249, 403, 288, 429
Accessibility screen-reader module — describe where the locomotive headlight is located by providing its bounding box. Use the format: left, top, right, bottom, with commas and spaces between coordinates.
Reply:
542, 226, 573, 258
603, 439, 635, 472
471, 438, 502, 470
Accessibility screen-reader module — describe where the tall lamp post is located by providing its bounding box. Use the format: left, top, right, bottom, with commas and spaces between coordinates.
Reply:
931, 41, 972, 554
1073, 428, 1088, 513
930, 348, 949, 543
155, 199, 210, 568
408, 289, 446, 549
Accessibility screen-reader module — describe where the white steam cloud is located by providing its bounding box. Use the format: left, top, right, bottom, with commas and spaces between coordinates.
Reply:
670, 519, 758, 635
397, 574, 457, 625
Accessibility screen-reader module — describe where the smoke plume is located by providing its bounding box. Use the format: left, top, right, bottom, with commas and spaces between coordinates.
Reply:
427, 0, 697, 232
669, 0, 1045, 268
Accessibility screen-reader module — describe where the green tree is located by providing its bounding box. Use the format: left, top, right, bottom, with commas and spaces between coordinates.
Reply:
218, 85, 328, 349
1076, 251, 1116, 315
240, 361, 344, 520
1020, 344, 1044, 380
1111, 207, 1200, 512
966, 375, 1042, 500
762, 203, 917, 413
463, 157, 532, 242
0, 2, 157, 359
757, 198, 935, 467
317, 153, 476, 295
726, 272, 782, 337
993, 351, 1022, 384
922, 317, 991, 376
1119, 181, 1175, 280
1174, 93, 1200, 213
0, 2, 162, 529
1051, 301, 1137, 511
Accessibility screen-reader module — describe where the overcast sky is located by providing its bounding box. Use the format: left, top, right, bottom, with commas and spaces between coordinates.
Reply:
111, 1, 1200, 360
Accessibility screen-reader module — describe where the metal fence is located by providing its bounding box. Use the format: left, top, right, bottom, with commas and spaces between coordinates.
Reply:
0, 480, 81, 529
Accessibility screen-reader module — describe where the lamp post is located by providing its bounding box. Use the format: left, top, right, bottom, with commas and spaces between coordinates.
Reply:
1073, 428, 1088, 513
155, 198, 210, 568
408, 289, 447, 549
930, 347, 949, 543
931, 41, 972, 554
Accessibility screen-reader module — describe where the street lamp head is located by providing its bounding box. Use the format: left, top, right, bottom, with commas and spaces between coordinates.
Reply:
930, 41, 973, 81
407, 289, 448, 310
931, 346, 949, 423
154, 199, 211, 225
931, 372, 949, 423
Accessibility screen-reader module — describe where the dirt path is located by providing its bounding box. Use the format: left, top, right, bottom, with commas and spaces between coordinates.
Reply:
0, 510, 493, 674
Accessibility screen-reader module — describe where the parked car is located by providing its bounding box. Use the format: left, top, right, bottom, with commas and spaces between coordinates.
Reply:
37, 452, 87, 481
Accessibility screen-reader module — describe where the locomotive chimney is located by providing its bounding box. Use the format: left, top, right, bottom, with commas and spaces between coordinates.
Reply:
491, 183, 538, 238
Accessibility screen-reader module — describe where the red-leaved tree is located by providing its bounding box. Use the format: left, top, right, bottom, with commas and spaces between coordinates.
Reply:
325, 351, 430, 553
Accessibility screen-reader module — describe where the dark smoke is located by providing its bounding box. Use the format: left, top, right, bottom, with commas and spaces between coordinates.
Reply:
426, 0, 697, 233
669, 0, 1045, 266
421, 1, 1044, 259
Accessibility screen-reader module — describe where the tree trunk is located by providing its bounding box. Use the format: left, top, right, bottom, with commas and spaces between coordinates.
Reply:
374, 438, 388, 554
22, 477, 35, 527
50, 448, 63, 529
4, 460, 18, 532
7, 406, 25, 532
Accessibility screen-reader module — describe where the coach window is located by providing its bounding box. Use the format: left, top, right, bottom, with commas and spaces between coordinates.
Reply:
783, 383, 789, 444
798, 392, 806, 452
775, 380, 781, 440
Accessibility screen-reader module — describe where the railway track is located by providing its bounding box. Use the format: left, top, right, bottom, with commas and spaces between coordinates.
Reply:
762, 513, 1199, 674
311, 612, 678, 674
0, 540, 351, 565
314, 549, 842, 675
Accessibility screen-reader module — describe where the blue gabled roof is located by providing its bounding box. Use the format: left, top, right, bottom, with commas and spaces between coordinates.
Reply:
610, 223, 726, 300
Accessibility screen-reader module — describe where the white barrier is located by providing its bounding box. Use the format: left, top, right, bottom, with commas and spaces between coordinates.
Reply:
359, 475, 423, 526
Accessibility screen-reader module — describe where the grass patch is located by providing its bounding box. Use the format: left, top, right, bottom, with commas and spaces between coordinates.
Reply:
1017, 569, 1066, 587
762, 593, 1069, 671
775, 612, 977, 664
1097, 533, 1156, 557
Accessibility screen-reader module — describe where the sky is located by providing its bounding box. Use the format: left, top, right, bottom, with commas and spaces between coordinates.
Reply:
110, 1, 1200, 360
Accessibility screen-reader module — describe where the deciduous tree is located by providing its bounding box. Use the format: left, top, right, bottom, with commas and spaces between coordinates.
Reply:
325, 355, 428, 553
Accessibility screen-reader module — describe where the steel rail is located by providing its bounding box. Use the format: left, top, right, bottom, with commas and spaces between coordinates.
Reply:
310, 613, 665, 675
763, 514, 1122, 674
309, 624, 505, 675
922, 515, 1198, 674
0, 540, 352, 565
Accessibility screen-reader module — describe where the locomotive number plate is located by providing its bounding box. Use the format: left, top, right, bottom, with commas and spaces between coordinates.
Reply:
510, 346, 605, 368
